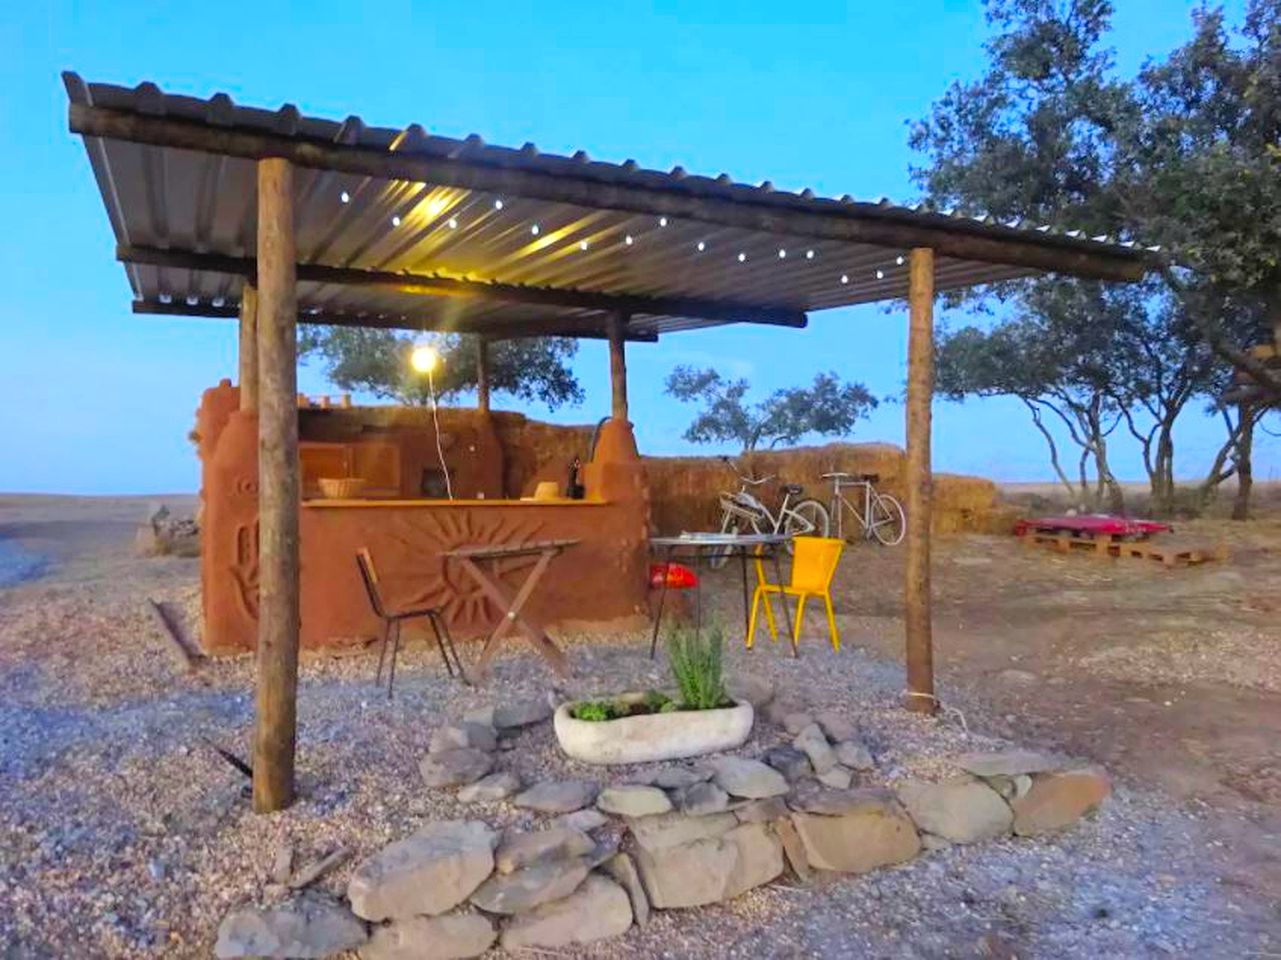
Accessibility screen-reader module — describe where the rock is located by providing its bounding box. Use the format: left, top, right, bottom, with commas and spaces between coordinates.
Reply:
921, 833, 952, 852
358, 913, 495, 960
725, 673, 775, 708
462, 705, 495, 728
672, 780, 730, 816
815, 765, 853, 790
628, 811, 739, 853
1010, 769, 1111, 836
604, 852, 650, 927
834, 739, 875, 771
456, 771, 520, 803
269, 842, 294, 884
794, 723, 837, 774
597, 784, 672, 817
633, 822, 783, 908
584, 835, 621, 868
469, 858, 589, 914
348, 821, 497, 921
985, 773, 1033, 801
955, 750, 1063, 778
790, 798, 921, 874
429, 723, 497, 754
735, 797, 790, 824
499, 875, 632, 950
710, 756, 791, 799
419, 750, 493, 789
782, 712, 817, 736
789, 784, 896, 817
763, 745, 812, 783
553, 809, 609, 833
495, 828, 594, 874
215, 894, 367, 959
897, 779, 1013, 843
650, 765, 713, 790
773, 817, 813, 884
813, 710, 857, 743
762, 698, 801, 726
513, 779, 599, 813
492, 698, 553, 730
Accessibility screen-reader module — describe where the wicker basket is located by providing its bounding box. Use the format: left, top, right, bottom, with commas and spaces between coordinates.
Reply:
318, 477, 367, 499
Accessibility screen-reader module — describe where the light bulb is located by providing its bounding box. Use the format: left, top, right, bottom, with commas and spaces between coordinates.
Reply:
778, 249, 787, 259
625, 235, 634, 245
494, 199, 504, 210
579, 240, 589, 250
896, 255, 905, 265
447, 217, 458, 229
737, 252, 747, 262
410, 342, 440, 374
696, 241, 706, 252
840, 274, 849, 284
391, 215, 401, 226
805, 249, 815, 259
659, 216, 668, 227
531, 224, 540, 235
876, 269, 885, 280
340, 191, 350, 204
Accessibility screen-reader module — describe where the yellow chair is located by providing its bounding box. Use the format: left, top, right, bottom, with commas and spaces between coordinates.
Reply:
747, 537, 844, 653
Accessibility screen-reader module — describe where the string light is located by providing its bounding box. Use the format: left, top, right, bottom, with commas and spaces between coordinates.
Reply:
493, 199, 504, 210
840, 274, 849, 284
696, 241, 706, 252
340, 191, 350, 204
659, 216, 668, 227
805, 249, 815, 260
391, 215, 401, 227
737, 252, 747, 262
579, 240, 589, 250
895, 255, 905, 266
778, 248, 787, 259
625, 234, 634, 245
531, 224, 540, 235
447, 217, 458, 229
876, 269, 885, 280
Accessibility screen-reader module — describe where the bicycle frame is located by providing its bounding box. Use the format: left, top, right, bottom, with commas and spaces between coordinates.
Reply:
719, 481, 799, 535
829, 478, 874, 540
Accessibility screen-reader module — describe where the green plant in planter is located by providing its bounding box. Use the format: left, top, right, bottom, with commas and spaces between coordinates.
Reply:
571, 700, 621, 722
666, 625, 729, 710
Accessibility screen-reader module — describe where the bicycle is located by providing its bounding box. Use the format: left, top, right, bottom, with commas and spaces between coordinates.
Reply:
707, 456, 830, 569
822, 471, 906, 545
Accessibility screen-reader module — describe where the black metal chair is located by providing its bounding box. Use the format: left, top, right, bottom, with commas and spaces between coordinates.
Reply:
356, 548, 463, 698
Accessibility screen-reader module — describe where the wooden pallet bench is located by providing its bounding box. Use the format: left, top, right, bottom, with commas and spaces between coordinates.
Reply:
1016, 529, 1227, 567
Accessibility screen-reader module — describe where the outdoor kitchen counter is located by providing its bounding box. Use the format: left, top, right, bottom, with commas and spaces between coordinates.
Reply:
302, 498, 611, 507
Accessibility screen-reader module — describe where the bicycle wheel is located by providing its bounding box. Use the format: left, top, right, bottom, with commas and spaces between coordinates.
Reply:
869, 493, 906, 546
707, 513, 739, 570
783, 499, 830, 553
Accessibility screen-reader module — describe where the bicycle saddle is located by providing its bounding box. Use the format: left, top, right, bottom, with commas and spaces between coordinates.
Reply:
822, 471, 880, 483
781, 483, 805, 495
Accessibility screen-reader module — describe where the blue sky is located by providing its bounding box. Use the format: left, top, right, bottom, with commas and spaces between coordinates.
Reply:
1, 0, 1273, 494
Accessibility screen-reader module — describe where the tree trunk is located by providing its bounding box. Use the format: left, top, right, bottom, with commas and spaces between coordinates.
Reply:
1233, 403, 1255, 521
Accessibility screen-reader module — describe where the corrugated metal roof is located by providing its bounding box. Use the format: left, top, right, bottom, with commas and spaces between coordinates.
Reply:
64, 73, 1150, 337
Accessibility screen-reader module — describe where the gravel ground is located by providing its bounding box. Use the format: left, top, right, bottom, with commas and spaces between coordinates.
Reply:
0, 503, 1278, 958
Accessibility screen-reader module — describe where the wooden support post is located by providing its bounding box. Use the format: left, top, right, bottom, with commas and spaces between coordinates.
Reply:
904, 247, 936, 714
252, 157, 300, 812
608, 313, 629, 421
238, 284, 258, 411
476, 336, 491, 414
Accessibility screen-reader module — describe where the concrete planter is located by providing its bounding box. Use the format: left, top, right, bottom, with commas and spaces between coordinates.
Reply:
554, 695, 754, 765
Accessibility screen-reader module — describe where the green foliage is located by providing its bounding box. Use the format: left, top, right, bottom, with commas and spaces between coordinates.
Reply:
297, 327, 585, 410
913, 0, 1281, 512
665, 626, 728, 711
665, 367, 877, 452
570, 700, 623, 722
642, 689, 673, 712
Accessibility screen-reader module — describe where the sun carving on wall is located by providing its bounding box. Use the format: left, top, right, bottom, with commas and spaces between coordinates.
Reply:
387, 510, 545, 630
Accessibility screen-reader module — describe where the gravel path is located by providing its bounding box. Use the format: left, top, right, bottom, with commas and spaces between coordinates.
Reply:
0, 521, 1277, 956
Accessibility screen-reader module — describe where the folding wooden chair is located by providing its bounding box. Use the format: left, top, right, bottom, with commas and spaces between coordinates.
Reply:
356, 548, 463, 698
747, 536, 844, 653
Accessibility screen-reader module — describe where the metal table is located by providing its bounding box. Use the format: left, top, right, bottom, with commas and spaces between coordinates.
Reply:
648, 533, 795, 659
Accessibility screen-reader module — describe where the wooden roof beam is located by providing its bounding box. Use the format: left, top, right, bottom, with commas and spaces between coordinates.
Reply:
131, 300, 660, 342
71, 103, 1149, 284
117, 244, 805, 329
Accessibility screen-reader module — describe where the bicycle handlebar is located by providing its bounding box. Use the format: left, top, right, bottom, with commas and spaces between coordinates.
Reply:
720, 455, 774, 487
